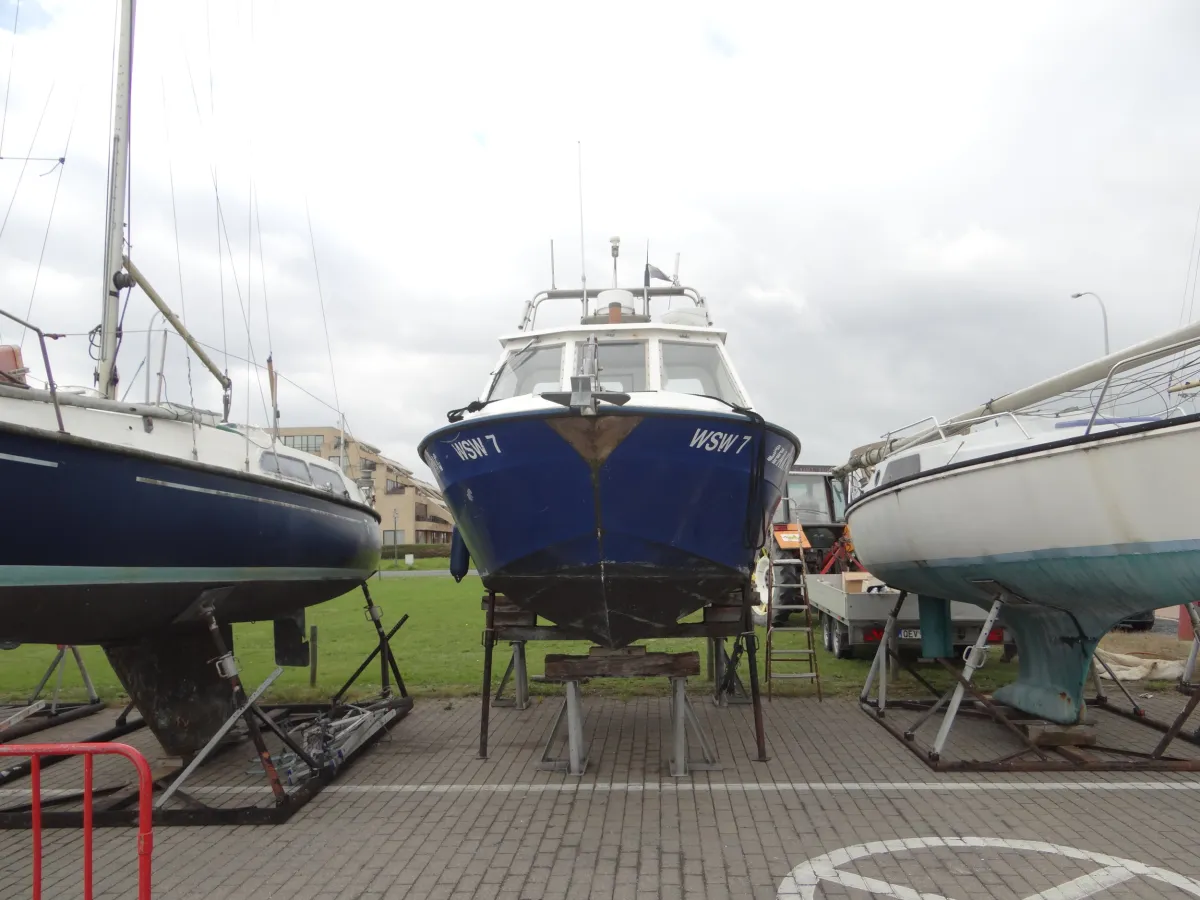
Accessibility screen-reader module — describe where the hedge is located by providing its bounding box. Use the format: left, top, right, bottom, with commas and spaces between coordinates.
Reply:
381, 543, 451, 560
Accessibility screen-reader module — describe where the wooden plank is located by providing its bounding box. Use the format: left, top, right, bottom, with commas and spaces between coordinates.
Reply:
494, 612, 537, 628
494, 622, 740, 642
703, 606, 742, 624
480, 594, 524, 613
545, 651, 700, 679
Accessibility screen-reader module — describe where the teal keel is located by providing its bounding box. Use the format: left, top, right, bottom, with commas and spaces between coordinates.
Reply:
870, 542, 1198, 724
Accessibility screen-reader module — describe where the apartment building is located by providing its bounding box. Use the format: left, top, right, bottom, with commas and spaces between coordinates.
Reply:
277, 426, 454, 545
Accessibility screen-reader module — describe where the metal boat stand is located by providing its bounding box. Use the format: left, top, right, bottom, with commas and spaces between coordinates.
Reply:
708, 636, 750, 706
492, 641, 531, 710
1089, 600, 1200, 751
476, 585, 768, 767
0, 645, 105, 742
861, 589, 1200, 772
0, 583, 414, 827
536, 649, 720, 777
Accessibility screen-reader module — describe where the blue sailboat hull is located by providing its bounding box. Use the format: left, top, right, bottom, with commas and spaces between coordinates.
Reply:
0, 424, 382, 646
420, 407, 799, 646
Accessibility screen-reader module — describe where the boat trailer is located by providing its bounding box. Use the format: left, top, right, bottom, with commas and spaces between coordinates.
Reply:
860, 590, 1200, 771
0, 583, 413, 827
477, 584, 768, 776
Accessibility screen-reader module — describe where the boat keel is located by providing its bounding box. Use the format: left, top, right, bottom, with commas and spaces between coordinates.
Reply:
103, 624, 237, 757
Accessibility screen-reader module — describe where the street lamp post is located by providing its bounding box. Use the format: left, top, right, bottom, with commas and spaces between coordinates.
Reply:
1070, 291, 1110, 356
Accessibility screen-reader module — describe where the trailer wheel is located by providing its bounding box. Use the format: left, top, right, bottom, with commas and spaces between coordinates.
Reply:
821, 614, 833, 652
831, 623, 851, 660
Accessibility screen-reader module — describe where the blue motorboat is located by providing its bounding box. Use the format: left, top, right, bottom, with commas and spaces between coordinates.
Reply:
419, 260, 799, 647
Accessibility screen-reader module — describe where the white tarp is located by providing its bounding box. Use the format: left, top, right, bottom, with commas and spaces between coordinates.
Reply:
1094, 647, 1187, 682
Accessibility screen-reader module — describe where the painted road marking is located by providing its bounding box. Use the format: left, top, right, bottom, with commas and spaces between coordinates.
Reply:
776, 836, 1200, 899
6, 780, 1200, 800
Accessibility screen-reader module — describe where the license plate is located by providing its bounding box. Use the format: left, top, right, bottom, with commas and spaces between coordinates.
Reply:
899, 628, 921, 639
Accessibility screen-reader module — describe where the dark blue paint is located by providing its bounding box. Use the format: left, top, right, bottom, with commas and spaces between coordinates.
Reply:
0, 425, 381, 644
420, 408, 798, 643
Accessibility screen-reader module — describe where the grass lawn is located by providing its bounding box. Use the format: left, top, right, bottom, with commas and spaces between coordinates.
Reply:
2, 574, 1035, 704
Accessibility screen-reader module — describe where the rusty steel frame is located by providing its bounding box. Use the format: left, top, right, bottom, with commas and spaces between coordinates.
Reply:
0, 593, 414, 827
861, 643, 1200, 772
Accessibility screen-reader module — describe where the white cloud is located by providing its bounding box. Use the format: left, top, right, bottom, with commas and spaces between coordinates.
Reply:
0, 0, 1197, 473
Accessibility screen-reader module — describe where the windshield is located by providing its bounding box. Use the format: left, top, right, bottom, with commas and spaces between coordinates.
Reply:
830, 477, 847, 521
661, 341, 743, 405
783, 474, 833, 524
582, 341, 647, 392
488, 344, 564, 400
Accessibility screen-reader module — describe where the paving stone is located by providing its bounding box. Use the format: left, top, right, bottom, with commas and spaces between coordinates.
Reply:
4, 695, 1200, 898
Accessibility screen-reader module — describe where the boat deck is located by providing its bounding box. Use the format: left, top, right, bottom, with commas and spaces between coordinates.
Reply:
3, 693, 1200, 898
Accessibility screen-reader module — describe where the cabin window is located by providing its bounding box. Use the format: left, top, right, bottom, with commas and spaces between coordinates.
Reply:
785, 474, 833, 523
579, 341, 647, 392
261, 452, 313, 485
488, 344, 564, 400
310, 464, 342, 492
881, 454, 920, 486
660, 341, 743, 405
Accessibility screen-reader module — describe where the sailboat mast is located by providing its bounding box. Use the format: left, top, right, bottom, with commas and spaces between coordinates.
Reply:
96, 0, 136, 400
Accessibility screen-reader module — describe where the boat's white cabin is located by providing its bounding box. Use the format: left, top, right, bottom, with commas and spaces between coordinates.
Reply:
478, 288, 753, 416
860, 410, 1166, 496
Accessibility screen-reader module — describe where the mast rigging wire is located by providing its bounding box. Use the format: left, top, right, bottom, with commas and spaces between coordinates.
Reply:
19, 90, 80, 349
162, 73, 198, 457
0, 0, 20, 156
205, 0, 228, 376
0, 83, 54, 245
305, 198, 343, 426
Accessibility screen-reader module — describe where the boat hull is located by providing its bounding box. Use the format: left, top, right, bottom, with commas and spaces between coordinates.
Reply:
420, 407, 798, 647
0, 424, 382, 645
847, 419, 1200, 723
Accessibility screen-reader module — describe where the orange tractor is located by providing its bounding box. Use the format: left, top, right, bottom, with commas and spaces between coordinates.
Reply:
763, 464, 862, 626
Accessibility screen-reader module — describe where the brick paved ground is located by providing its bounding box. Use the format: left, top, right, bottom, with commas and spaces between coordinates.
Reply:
3, 688, 1200, 899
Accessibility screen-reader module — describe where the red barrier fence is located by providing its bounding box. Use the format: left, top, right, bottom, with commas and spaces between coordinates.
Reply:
0, 742, 153, 900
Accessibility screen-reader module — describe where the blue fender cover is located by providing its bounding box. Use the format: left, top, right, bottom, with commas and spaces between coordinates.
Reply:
449, 526, 471, 583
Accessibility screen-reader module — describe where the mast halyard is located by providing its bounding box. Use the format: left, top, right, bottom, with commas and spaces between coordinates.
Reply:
96, 0, 136, 401
91, 0, 232, 418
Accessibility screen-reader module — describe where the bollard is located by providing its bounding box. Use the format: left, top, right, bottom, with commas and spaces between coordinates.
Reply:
309, 625, 318, 687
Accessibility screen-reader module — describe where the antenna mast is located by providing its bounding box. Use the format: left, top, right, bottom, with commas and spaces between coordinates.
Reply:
550, 239, 557, 289
96, 0, 136, 399
609, 236, 620, 288
577, 141, 587, 321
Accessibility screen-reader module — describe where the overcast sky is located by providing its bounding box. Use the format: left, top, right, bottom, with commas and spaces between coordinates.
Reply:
1, 1, 1199, 475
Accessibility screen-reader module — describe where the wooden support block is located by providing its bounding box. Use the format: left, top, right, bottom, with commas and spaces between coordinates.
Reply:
480, 594, 524, 614
589, 646, 646, 657
703, 606, 742, 624
496, 625, 594, 642
494, 611, 537, 628
545, 651, 701, 680
494, 622, 739, 642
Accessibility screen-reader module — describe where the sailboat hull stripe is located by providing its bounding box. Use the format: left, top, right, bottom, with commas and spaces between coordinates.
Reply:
0, 451, 57, 468
0, 566, 363, 587
135, 476, 362, 523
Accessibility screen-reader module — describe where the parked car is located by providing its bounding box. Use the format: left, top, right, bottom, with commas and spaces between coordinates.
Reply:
1116, 609, 1156, 632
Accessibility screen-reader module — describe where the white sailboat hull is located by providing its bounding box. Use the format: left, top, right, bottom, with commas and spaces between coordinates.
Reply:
847, 416, 1200, 722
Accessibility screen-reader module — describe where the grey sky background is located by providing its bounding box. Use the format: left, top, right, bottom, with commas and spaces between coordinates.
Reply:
1, 1, 1198, 474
